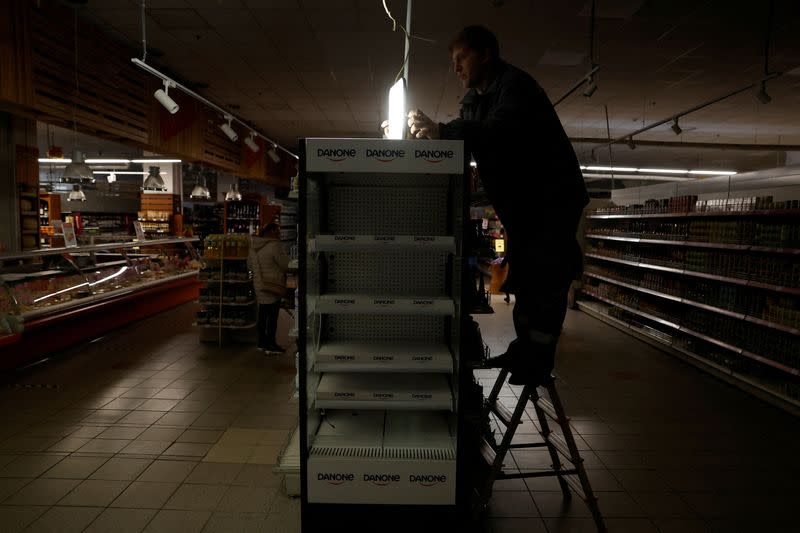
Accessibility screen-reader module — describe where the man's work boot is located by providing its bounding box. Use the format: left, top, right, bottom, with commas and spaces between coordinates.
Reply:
507, 343, 556, 386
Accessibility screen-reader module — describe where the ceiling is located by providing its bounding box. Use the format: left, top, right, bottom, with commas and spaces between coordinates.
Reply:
72, 0, 800, 175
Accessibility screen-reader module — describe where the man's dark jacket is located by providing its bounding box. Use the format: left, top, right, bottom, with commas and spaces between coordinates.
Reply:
439, 61, 588, 263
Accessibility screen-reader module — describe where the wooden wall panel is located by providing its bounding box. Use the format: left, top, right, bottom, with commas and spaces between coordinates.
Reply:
0, 0, 33, 106
29, 2, 150, 144
0, 0, 292, 188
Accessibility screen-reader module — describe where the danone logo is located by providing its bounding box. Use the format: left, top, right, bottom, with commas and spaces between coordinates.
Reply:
374, 235, 396, 242
334, 298, 355, 305
373, 392, 394, 399
412, 393, 433, 399
374, 298, 395, 306
334, 392, 355, 398
334, 235, 355, 241
334, 355, 355, 361
366, 148, 405, 163
318, 148, 356, 162
372, 355, 394, 361
410, 474, 447, 487
412, 355, 433, 361
413, 299, 434, 306
364, 473, 400, 486
415, 149, 455, 163
318, 473, 355, 485
414, 236, 436, 243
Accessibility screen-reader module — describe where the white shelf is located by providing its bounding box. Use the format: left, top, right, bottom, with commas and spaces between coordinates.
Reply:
316, 294, 454, 315
315, 341, 453, 373
310, 235, 455, 253
307, 410, 456, 505
315, 373, 452, 410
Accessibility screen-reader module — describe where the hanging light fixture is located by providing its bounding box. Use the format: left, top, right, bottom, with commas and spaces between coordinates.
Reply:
225, 182, 242, 202
107, 172, 117, 184
62, 150, 94, 183
63, 9, 93, 185
190, 176, 211, 200
627, 137, 636, 150
756, 81, 772, 104
267, 144, 281, 163
219, 115, 238, 142
142, 166, 167, 191
671, 118, 683, 135
67, 184, 86, 202
244, 132, 260, 153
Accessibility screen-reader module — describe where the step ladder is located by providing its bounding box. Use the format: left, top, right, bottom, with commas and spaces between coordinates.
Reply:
478, 368, 606, 532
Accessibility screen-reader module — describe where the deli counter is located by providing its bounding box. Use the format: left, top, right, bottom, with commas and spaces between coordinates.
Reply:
0, 238, 201, 368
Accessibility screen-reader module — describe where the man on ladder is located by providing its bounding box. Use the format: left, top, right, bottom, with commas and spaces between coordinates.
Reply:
408, 26, 605, 531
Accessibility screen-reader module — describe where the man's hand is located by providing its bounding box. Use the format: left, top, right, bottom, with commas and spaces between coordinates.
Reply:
407, 110, 440, 139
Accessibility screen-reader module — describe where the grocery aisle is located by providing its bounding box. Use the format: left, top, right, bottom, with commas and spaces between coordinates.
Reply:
1, 300, 799, 532
476, 298, 800, 533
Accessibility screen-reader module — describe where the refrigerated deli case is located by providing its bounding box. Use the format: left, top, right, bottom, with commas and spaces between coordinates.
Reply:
299, 138, 470, 530
0, 238, 201, 367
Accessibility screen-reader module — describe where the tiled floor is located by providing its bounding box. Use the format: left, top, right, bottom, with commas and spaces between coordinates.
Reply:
0, 305, 298, 533
1, 300, 799, 532
477, 297, 800, 533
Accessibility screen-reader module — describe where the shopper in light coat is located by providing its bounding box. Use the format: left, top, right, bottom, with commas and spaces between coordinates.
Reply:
248, 223, 289, 353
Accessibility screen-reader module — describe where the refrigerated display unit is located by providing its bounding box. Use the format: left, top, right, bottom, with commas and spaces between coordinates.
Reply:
298, 138, 470, 530
0, 238, 201, 367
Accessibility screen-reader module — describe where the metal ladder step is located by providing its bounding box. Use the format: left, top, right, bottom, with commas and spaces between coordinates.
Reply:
535, 397, 566, 425
562, 473, 587, 500
489, 399, 517, 427
480, 436, 497, 466
545, 432, 579, 464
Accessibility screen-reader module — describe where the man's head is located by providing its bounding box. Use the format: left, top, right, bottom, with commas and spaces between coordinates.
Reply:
449, 26, 500, 92
259, 222, 280, 239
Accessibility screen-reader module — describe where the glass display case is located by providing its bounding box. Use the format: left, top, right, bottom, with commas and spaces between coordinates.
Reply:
0, 238, 201, 329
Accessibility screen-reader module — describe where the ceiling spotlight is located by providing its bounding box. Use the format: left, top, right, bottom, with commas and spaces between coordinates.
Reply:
67, 184, 86, 202
106, 172, 117, 184
225, 182, 242, 202
627, 137, 636, 150
62, 150, 95, 183
142, 166, 167, 191
671, 118, 683, 135
583, 76, 598, 98
756, 81, 772, 104
220, 115, 238, 142
154, 79, 179, 114
244, 132, 260, 153
267, 145, 281, 164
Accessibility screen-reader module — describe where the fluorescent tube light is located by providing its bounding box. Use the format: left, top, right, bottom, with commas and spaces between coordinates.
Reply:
586, 166, 638, 172
688, 170, 737, 175
638, 168, 689, 174
39, 158, 72, 164
92, 171, 166, 175
387, 78, 406, 140
85, 159, 131, 164
131, 159, 182, 164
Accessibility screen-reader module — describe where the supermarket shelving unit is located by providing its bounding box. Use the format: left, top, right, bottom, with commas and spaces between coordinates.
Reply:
578, 167, 800, 414
195, 235, 256, 346
298, 138, 468, 530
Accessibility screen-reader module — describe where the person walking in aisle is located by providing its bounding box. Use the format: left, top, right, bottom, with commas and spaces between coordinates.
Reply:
248, 223, 290, 354
407, 26, 589, 386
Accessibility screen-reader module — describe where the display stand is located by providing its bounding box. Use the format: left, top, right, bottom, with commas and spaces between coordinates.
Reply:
298, 138, 468, 531
195, 234, 256, 346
